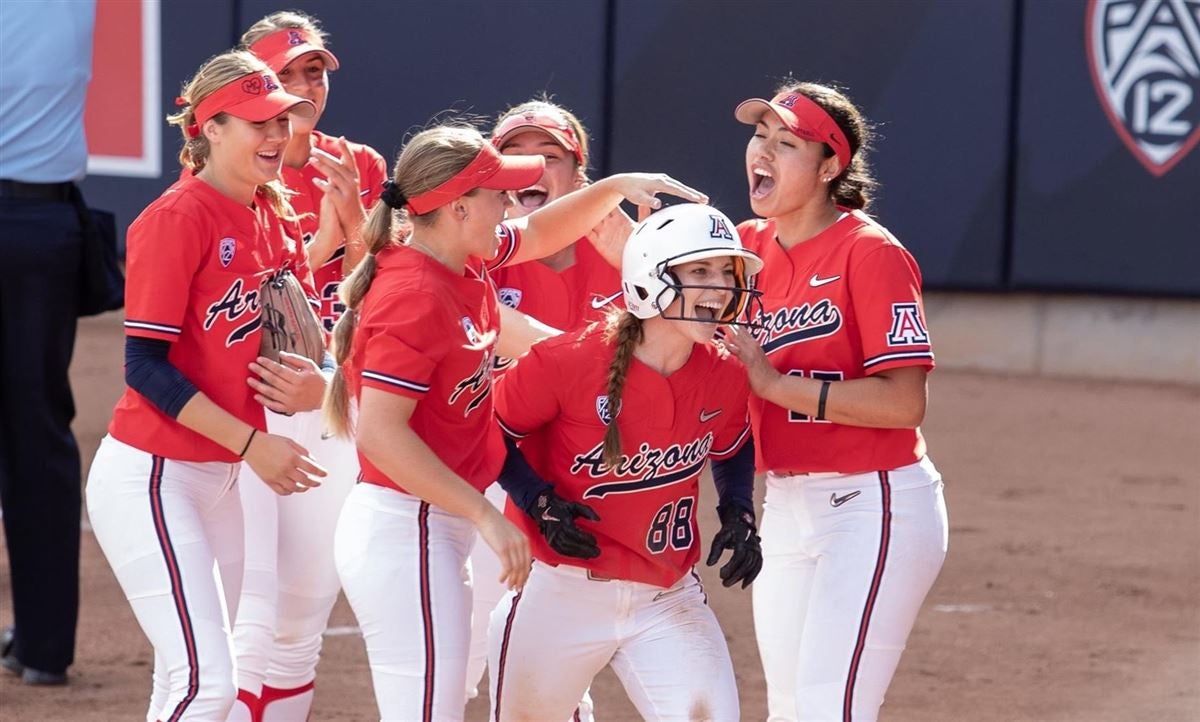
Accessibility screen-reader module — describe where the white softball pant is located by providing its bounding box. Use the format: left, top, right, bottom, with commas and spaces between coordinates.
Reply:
488, 561, 739, 722
334, 483, 476, 722
227, 409, 357, 722
753, 456, 948, 722
86, 435, 245, 722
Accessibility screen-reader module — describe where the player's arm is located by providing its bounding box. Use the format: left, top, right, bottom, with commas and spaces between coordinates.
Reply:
706, 437, 762, 589
496, 305, 562, 359
507, 173, 708, 266
497, 436, 601, 560
722, 334, 930, 428
123, 339, 325, 495
356, 387, 530, 589
175, 392, 326, 491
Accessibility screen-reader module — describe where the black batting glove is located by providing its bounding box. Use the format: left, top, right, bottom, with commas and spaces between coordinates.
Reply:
705, 503, 763, 589
524, 488, 603, 560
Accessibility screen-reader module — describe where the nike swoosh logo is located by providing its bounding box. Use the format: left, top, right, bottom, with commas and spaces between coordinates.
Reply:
590, 291, 623, 310
830, 490, 861, 507
321, 430, 335, 440
809, 274, 842, 287
541, 510, 561, 522
699, 408, 722, 423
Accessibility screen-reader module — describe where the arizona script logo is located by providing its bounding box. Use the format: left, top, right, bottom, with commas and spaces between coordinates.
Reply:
572, 433, 714, 499
1087, 0, 1200, 175
752, 299, 843, 354
448, 352, 493, 417
204, 278, 262, 347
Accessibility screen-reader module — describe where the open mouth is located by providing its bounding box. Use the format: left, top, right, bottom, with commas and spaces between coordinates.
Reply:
751, 168, 775, 199
693, 300, 723, 322
257, 150, 281, 163
516, 186, 549, 209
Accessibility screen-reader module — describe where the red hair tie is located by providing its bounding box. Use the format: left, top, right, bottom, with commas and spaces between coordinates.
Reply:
185, 123, 200, 139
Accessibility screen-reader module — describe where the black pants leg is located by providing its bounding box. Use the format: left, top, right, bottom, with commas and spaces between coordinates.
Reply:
0, 196, 83, 674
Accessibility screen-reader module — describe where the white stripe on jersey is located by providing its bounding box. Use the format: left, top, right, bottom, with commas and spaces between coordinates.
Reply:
362, 370, 430, 393
862, 350, 934, 369
124, 320, 182, 335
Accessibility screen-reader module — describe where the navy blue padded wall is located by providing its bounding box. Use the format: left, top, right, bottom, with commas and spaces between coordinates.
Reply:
607, 0, 1015, 290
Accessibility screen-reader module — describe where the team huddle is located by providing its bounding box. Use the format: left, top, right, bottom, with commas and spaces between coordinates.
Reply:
85, 10, 949, 722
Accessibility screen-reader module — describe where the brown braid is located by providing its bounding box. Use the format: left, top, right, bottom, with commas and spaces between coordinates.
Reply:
600, 311, 645, 468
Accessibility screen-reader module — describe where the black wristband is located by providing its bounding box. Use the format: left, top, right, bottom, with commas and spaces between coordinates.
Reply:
816, 380, 831, 421
239, 428, 257, 457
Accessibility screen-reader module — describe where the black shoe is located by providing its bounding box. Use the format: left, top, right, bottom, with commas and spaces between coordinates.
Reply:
0, 627, 21, 676
21, 668, 67, 686
1, 627, 67, 685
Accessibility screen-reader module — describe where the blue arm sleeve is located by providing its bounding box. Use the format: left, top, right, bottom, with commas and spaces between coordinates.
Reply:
711, 437, 755, 514
498, 435, 553, 515
125, 337, 200, 419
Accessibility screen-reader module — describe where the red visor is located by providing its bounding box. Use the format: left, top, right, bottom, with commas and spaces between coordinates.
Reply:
735, 91, 852, 170
249, 28, 340, 74
406, 144, 545, 215
492, 109, 585, 166
193, 70, 316, 129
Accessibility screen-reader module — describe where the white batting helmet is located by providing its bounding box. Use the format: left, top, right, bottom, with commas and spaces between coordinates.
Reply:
621, 203, 763, 326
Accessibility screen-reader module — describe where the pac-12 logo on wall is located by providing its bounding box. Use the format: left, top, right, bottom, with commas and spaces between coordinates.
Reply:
1086, 0, 1200, 176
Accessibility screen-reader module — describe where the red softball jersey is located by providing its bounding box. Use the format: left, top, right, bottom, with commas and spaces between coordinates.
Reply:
110, 174, 319, 462
281, 130, 387, 331
489, 238, 623, 333
494, 324, 752, 588
738, 210, 934, 475
347, 224, 522, 494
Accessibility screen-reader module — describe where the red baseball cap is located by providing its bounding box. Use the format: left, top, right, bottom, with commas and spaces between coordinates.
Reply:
735, 91, 852, 170
405, 143, 545, 215
492, 108, 585, 166
191, 70, 316, 130
249, 28, 340, 74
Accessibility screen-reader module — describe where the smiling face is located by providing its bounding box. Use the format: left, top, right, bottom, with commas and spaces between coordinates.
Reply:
745, 112, 841, 219
275, 51, 328, 132
659, 256, 738, 343
498, 129, 582, 217
205, 110, 292, 187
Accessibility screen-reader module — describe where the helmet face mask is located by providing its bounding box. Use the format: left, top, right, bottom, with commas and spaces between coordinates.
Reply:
622, 204, 764, 329
644, 253, 764, 328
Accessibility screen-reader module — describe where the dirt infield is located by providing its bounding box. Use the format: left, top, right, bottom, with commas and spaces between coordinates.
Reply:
2, 311, 1198, 721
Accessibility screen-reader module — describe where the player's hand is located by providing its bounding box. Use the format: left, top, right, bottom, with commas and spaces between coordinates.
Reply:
585, 206, 635, 269
720, 325, 779, 397
475, 506, 532, 591
248, 352, 328, 414
525, 488, 602, 560
242, 432, 326, 495
311, 139, 367, 235
304, 191, 343, 272
604, 172, 708, 210
705, 503, 762, 589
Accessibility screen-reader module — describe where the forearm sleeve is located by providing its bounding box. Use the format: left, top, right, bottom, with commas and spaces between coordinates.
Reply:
124, 336, 200, 418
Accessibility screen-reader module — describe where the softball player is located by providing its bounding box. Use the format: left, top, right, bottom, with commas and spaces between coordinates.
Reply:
226, 12, 387, 722
84, 51, 324, 721
325, 123, 706, 721
465, 99, 623, 716
487, 203, 764, 722
722, 81, 949, 722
